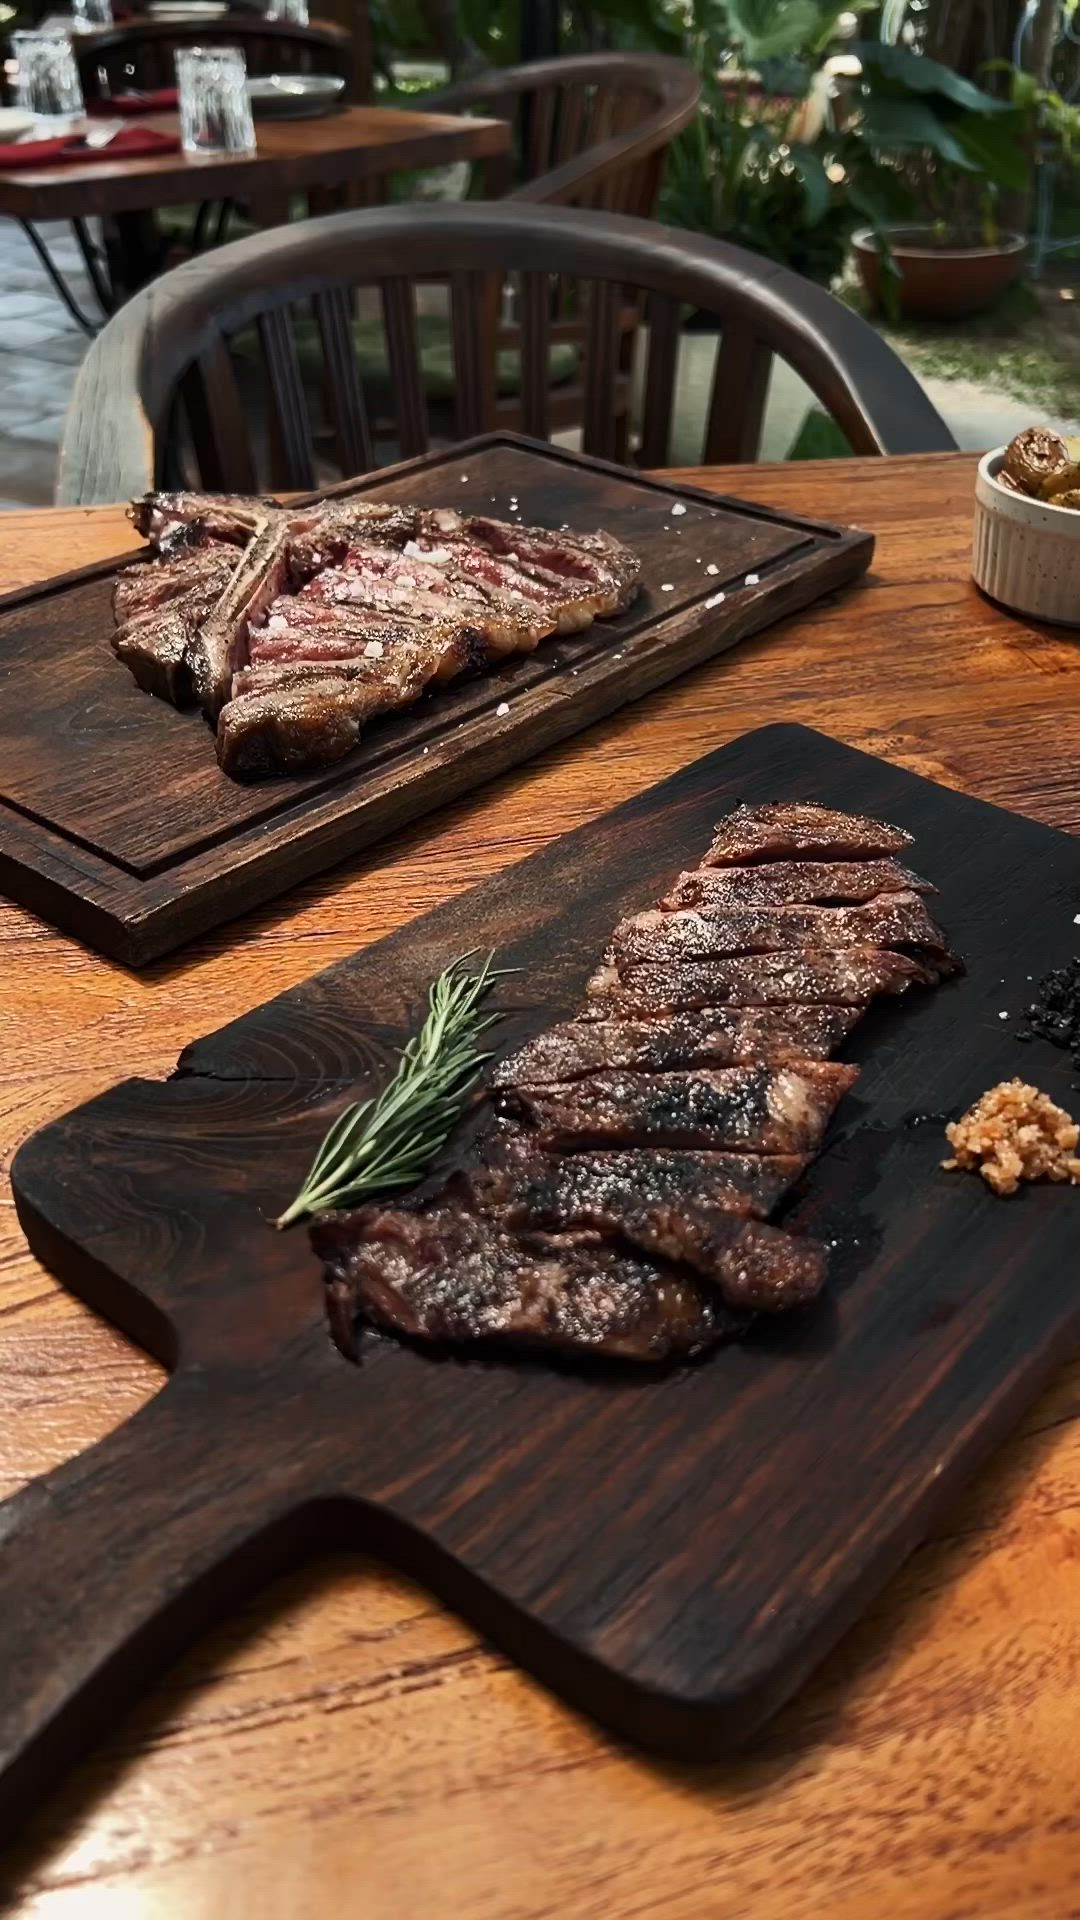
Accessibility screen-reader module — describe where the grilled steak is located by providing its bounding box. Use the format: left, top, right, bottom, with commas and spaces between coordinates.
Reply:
115, 493, 640, 777
702, 801, 912, 867
582, 948, 939, 1017
607, 894, 952, 967
309, 799, 959, 1367
313, 1201, 742, 1362
491, 1005, 861, 1088
497, 1061, 859, 1155
472, 1147, 821, 1310
662, 858, 933, 911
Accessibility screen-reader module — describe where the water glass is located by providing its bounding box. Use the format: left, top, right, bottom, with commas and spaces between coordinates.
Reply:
266, 0, 310, 20
11, 30, 85, 120
70, 0, 114, 34
176, 46, 256, 155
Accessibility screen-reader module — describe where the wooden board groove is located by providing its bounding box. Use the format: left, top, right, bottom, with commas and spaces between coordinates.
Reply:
4, 722, 1080, 1823
0, 435, 871, 965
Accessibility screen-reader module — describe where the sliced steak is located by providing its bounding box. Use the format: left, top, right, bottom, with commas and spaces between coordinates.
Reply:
582, 949, 938, 1017
112, 543, 239, 706
462, 515, 641, 618
496, 1061, 858, 1155
607, 894, 955, 967
313, 1201, 741, 1362
218, 617, 470, 775
702, 801, 912, 867
662, 857, 934, 910
491, 1005, 861, 1088
129, 490, 272, 546
471, 1149, 821, 1312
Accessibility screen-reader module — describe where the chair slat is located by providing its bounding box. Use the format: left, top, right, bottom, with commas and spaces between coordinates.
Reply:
257, 306, 316, 490
526, 84, 557, 178
180, 333, 256, 492
555, 83, 586, 165
583, 277, 619, 461
638, 292, 680, 469
380, 277, 427, 458
520, 271, 552, 441
313, 286, 373, 478
704, 324, 772, 464
449, 270, 496, 440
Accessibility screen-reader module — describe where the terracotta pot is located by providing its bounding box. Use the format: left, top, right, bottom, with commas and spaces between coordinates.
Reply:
852, 225, 1026, 320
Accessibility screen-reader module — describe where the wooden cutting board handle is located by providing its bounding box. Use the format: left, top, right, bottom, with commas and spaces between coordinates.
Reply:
0, 1364, 322, 1825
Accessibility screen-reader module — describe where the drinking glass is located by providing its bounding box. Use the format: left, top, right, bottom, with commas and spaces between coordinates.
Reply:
70, 0, 114, 33
11, 30, 85, 120
175, 45, 256, 155
266, 0, 310, 21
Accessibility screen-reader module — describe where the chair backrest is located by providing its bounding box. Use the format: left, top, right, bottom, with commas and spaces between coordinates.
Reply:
75, 16, 359, 103
58, 201, 956, 505
422, 52, 700, 213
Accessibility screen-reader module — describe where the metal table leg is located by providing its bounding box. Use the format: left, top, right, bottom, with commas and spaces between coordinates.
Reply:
17, 219, 102, 335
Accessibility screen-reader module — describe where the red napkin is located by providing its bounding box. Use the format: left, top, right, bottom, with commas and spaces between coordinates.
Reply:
87, 87, 178, 116
0, 125, 180, 169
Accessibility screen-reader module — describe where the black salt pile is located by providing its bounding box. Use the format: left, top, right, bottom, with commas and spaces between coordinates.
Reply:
1017, 957, 1080, 1069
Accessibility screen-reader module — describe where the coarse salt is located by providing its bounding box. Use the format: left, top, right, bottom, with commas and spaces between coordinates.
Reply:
671, 503, 686, 516
460, 474, 469, 482
265, 613, 288, 636
705, 563, 720, 576
705, 592, 726, 609
745, 572, 760, 586
1074, 913, 1080, 924
496, 701, 510, 716
364, 640, 384, 658
999, 1010, 1009, 1019
660, 582, 674, 592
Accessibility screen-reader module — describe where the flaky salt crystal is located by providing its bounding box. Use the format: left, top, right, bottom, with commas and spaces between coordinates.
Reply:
364, 640, 385, 658
706, 564, 719, 576
671, 503, 686, 516
496, 701, 510, 716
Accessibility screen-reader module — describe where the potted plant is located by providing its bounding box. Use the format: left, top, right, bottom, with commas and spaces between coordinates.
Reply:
848, 43, 1063, 320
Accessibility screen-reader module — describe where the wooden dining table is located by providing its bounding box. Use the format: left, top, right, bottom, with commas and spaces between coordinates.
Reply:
0, 103, 509, 305
2, 449, 1079, 1919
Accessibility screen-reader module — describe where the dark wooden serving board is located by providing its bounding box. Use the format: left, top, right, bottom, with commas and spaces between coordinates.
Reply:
6, 722, 1080, 1823
0, 434, 871, 966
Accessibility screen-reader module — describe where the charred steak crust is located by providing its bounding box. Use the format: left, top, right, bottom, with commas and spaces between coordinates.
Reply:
310, 803, 961, 1368
116, 492, 642, 778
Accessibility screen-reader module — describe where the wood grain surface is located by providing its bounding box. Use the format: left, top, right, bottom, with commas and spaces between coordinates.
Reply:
2, 453, 1080, 1920
0, 436, 871, 964
8, 717, 1080, 1814
0, 105, 508, 220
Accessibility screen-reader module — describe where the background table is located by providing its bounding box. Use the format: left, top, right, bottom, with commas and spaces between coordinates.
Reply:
0, 104, 509, 298
2, 453, 1079, 1919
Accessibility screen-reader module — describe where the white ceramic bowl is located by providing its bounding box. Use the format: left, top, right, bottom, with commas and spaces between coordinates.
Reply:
973, 444, 1080, 626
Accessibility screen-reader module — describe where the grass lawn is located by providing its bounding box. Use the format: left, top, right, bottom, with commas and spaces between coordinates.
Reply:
842, 277, 1080, 422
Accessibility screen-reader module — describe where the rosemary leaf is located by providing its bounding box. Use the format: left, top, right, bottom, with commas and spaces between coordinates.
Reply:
275, 951, 511, 1229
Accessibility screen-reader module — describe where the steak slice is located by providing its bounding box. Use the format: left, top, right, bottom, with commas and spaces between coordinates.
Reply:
112, 543, 240, 706
129, 490, 272, 546
703, 802, 912, 867
218, 618, 470, 775
662, 858, 933, 910
300, 538, 553, 658
461, 514, 641, 617
470, 1150, 821, 1312
582, 949, 938, 1016
312, 1201, 741, 1362
491, 1005, 860, 1088
496, 1061, 858, 1154
608, 894, 955, 967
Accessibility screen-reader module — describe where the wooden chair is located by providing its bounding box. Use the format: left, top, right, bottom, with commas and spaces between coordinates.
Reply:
57, 201, 956, 505
75, 16, 361, 104
422, 52, 701, 212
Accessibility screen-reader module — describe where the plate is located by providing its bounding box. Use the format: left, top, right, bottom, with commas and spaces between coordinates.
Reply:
246, 73, 346, 119
0, 109, 36, 141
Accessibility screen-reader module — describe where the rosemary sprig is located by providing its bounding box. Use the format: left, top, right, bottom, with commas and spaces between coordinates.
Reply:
275, 951, 511, 1229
